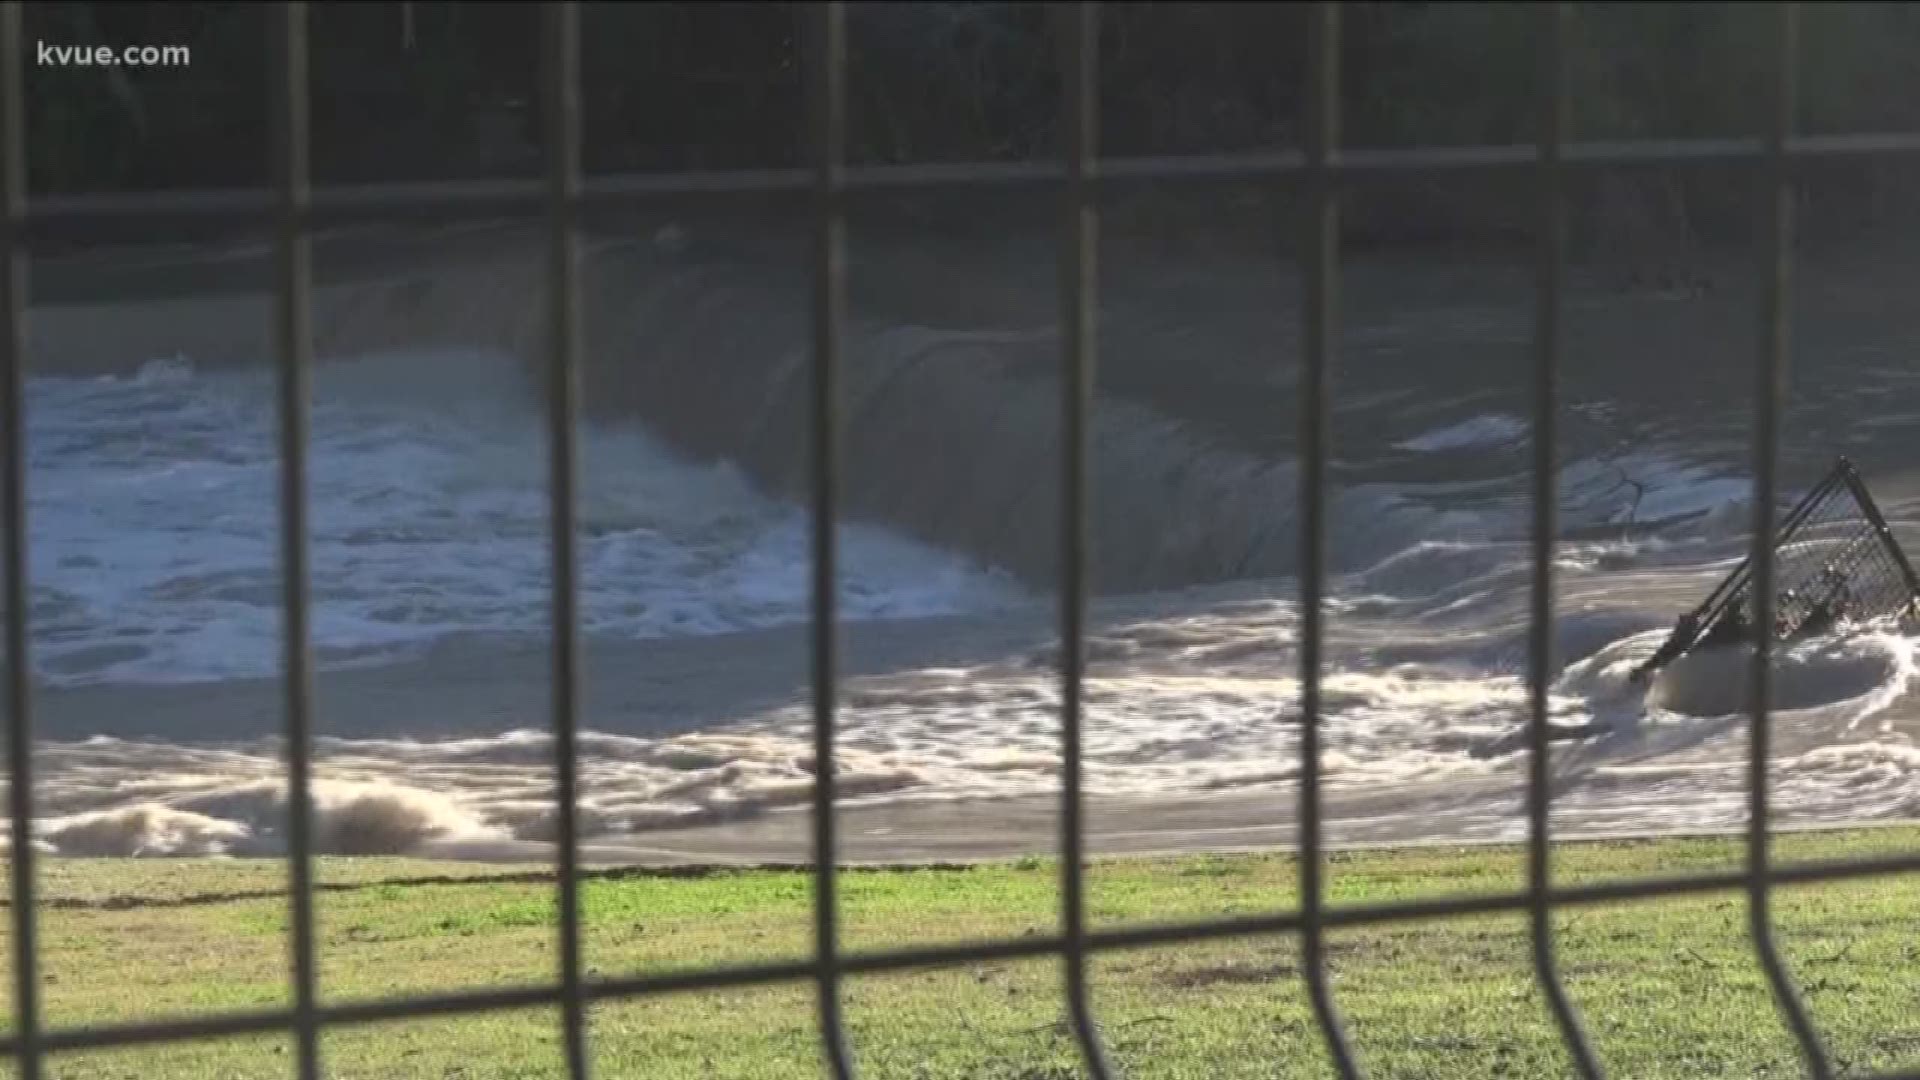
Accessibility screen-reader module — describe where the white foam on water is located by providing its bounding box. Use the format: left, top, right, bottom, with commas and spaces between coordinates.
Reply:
1643, 627, 1918, 724
27, 350, 1027, 686
13, 572, 1918, 857
24, 772, 505, 858
1559, 449, 1755, 527
23, 596, 1912, 859
20, 348, 1920, 857
1394, 413, 1528, 453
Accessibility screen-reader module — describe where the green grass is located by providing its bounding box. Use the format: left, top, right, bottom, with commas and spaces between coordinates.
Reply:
5, 826, 1920, 1078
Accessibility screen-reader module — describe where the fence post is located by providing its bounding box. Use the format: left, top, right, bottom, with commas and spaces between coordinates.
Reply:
1298, 4, 1363, 1076
1, 3, 43, 1077
1054, 3, 1119, 1077
806, 5, 858, 1079
1746, 6, 1835, 1078
1526, 5, 1606, 1077
269, 5, 322, 1078
539, 4, 591, 1078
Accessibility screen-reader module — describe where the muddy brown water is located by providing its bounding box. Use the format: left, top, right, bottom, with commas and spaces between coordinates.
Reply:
13, 216, 1920, 863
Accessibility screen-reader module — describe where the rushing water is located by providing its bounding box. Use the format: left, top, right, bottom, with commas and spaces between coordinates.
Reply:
11, 231, 1920, 860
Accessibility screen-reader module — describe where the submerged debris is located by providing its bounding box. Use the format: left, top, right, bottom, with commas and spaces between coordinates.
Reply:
1630, 457, 1920, 684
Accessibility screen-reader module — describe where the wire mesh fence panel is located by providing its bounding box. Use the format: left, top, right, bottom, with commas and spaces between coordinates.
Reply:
1760, 468, 1920, 642
3, 3, 1920, 1079
1633, 456, 1920, 683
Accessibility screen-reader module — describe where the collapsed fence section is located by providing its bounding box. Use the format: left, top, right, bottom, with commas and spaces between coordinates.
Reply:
1632, 456, 1920, 683
3, 4, 1920, 1080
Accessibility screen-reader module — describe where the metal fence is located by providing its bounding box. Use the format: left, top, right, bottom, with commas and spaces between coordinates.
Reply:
4, 3, 1920, 1078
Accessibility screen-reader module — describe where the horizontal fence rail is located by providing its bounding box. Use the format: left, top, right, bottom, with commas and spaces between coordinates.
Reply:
3, 2, 1919, 1078
15, 133, 1920, 244
7, 852, 1920, 1057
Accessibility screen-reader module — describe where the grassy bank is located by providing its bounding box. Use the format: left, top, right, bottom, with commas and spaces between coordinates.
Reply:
4, 826, 1919, 1078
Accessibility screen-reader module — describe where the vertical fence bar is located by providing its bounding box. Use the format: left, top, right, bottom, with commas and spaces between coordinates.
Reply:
1526, 6, 1605, 1078
807, 5, 857, 1079
540, 4, 590, 1079
1298, 5, 1361, 1077
270, 5, 321, 1078
1748, 6, 1832, 1079
0, 4, 41, 1079
1055, 4, 1117, 1078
